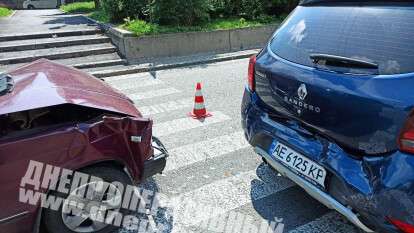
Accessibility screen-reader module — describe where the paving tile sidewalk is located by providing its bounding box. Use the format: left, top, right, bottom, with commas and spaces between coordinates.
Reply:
0, 9, 96, 35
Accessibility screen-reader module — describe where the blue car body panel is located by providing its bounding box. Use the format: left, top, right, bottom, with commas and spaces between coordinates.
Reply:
242, 87, 414, 232
254, 46, 414, 155
242, 4, 414, 232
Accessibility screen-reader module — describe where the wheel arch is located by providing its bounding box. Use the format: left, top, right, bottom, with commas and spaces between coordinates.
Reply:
33, 159, 133, 233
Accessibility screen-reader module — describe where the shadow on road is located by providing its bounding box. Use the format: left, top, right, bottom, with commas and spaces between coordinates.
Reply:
120, 177, 174, 233
250, 162, 330, 232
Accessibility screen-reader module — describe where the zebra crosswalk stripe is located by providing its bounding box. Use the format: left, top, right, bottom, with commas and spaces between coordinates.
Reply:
129, 88, 181, 100
165, 131, 250, 172
288, 212, 360, 233
168, 167, 295, 228
153, 111, 231, 137
103, 73, 154, 83
138, 98, 194, 117
112, 79, 163, 91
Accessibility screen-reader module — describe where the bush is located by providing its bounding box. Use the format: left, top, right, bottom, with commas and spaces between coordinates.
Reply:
100, 0, 297, 24
208, 0, 232, 18
150, 0, 210, 26
89, 9, 110, 23
101, 0, 148, 22
60, 1, 95, 14
267, 0, 299, 15
209, 0, 298, 19
240, 0, 266, 19
208, 0, 266, 19
0, 7, 12, 17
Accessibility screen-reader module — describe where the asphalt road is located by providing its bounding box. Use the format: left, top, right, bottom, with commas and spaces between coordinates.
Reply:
103, 58, 364, 233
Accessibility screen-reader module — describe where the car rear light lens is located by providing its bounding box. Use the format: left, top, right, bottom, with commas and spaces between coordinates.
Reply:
398, 113, 414, 154
388, 217, 414, 233
248, 55, 257, 92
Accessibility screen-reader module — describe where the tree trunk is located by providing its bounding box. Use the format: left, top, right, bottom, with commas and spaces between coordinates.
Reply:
94, 0, 100, 9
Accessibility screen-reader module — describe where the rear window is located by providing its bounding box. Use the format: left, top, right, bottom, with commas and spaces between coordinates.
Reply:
270, 5, 414, 75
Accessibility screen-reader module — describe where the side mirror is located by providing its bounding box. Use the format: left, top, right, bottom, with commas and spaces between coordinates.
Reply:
0, 74, 13, 96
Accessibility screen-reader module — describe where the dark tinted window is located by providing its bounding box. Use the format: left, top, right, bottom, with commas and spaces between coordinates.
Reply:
270, 5, 414, 75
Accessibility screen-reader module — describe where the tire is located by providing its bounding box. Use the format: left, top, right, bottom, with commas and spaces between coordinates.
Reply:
28, 5, 35, 9
42, 165, 133, 233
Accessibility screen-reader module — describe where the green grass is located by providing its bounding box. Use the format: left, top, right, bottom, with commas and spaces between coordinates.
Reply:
60, 1, 109, 23
89, 10, 110, 23
0, 7, 13, 17
60, 1, 95, 14
122, 17, 282, 36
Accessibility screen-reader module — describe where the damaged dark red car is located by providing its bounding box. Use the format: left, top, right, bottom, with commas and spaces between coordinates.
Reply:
0, 59, 168, 233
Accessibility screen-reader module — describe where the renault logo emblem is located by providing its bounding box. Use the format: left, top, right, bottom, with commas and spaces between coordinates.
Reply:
298, 84, 307, 101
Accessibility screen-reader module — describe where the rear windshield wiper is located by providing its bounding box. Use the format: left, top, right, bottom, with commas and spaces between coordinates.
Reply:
310, 53, 378, 69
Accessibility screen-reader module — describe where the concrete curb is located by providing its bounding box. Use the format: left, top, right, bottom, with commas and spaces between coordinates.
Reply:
73, 59, 126, 69
91, 49, 260, 78
8, 10, 17, 18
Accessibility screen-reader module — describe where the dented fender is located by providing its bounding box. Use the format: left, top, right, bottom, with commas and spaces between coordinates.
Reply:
72, 116, 154, 182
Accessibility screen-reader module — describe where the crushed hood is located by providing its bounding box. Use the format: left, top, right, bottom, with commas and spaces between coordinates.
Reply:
0, 59, 140, 116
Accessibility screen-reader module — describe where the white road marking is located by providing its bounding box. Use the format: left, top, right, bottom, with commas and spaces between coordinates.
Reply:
288, 212, 360, 233
129, 88, 181, 100
138, 98, 194, 117
103, 73, 153, 82
168, 167, 294, 230
165, 131, 250, 172
153, 111, 231, 137
113, 79, 163, 91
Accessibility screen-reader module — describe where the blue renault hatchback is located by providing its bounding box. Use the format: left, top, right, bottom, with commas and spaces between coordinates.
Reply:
241, 1, 414, 232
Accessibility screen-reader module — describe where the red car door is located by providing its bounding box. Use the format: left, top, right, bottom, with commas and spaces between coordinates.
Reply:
0, 125, 78, 233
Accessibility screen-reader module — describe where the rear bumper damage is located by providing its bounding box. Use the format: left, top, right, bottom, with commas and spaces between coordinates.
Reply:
241, 86, 414, 233
255, 147, 374, 232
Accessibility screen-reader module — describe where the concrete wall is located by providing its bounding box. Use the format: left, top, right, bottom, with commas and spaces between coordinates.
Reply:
106, 24, 278, 61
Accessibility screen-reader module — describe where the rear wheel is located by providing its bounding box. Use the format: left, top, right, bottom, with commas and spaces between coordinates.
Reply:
27, 5, 35, 9
42, 166, 132, 233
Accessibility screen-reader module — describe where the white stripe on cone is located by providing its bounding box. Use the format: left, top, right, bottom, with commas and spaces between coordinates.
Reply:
193, 102, 206, 110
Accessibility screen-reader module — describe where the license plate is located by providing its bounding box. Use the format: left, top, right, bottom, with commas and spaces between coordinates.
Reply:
272, 142, 326, 187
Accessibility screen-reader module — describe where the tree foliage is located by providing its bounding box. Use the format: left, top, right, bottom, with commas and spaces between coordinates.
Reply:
100, 0, 299, 25
100, 0, 148, 22
149, 0, 210, 26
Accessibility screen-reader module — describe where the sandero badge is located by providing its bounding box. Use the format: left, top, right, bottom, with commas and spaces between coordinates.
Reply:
242, 1, 414, 232
297, 84, 307, 101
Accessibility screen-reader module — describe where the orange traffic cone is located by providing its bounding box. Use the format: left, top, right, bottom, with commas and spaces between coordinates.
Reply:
188, 82, 212, 119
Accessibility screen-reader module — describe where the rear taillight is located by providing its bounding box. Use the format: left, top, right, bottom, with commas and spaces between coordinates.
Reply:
388, 217, 414, 233
398, 113, 414, 154
248, 55, 256, 92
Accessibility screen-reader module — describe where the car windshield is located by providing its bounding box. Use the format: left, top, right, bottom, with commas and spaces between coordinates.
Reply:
269, 5, 414, 75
